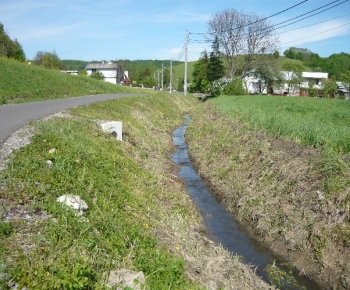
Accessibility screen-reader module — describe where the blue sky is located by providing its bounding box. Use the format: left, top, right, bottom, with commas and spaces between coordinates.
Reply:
0, 0, 349, 62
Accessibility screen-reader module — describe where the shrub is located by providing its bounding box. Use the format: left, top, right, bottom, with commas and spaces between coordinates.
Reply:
223, 78, 246, 96
89, 72, 104, 81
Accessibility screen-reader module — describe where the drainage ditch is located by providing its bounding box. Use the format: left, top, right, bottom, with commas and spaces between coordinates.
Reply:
171, 114, 321, 290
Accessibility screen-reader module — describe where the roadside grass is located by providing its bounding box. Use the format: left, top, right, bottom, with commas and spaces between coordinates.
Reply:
0, 94, 203, 289
0, 57, 136, 104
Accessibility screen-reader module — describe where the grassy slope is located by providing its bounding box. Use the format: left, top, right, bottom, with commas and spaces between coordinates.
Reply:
172, 61, 195, 84
186, 95, 350, 289
0, 59, 271, 289
0, 57, 135, 104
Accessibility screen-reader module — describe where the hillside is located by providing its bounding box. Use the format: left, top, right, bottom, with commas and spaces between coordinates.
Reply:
0, 57, 134, 104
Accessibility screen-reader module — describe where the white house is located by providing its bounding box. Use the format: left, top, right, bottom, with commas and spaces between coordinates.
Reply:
85, 61, 124, 84
243, 71, 328, 95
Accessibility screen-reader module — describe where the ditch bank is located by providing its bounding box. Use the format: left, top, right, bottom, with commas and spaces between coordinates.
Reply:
186, 102, 350, 290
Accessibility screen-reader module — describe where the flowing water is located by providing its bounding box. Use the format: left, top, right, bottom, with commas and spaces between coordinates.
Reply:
171, 114, 321, 290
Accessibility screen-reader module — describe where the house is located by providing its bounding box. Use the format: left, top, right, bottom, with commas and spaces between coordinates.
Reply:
85, 61, 124, 84
243, 71, 328, 95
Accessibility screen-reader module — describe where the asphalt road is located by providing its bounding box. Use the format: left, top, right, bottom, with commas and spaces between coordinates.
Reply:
0, 94, 139, 146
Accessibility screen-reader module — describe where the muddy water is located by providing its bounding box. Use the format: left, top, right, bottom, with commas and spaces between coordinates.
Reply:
171, 114, 320, 290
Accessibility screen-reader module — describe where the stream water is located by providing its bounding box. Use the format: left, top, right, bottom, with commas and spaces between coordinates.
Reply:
171, 114, 321, 290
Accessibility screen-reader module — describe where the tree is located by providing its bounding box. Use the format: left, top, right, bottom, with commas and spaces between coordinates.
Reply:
340, 71, 350, 92
321, 79, 338, 98
32, 50, 65, 70
207, 36, 225, 83
190, 50, 209, 92
0, 22, 26, 61
281, 62, 304, 95
207, 9, 279, 78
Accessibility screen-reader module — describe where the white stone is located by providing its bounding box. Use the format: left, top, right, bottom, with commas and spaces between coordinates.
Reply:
56, 194, 88, 215
107, 269, 145, 290
101, 121, 122, 141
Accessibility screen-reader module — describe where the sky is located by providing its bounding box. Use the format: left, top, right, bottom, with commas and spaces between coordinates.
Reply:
0, 0, 349, 62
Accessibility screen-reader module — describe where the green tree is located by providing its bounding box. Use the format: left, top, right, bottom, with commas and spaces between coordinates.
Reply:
207, 36, 225, 83
33, 50, 65, 70
190, 50, 209, 92
340, 71, 350, 92
0, 22, 26, 61
321, 79, 338, 98
281, 62, 304, 95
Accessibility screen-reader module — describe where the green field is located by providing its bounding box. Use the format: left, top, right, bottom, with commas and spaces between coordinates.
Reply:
212, 95, 350, 154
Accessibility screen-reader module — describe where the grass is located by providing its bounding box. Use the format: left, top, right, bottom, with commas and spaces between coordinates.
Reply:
186, 95, 350, 289
0, 94, 205, 289
212, 95, 350, 154
0, 57, 135, 104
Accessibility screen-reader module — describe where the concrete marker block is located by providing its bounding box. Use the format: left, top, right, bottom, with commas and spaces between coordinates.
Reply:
101, 121, 123, 141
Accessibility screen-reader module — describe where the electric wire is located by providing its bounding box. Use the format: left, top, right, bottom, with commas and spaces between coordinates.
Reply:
281, 21, 350, 45
189, 0, 309, 35
188, 13, 350, 44
274, 13, 350, 36
173, 41, 186, 61
190, 0, 347, 36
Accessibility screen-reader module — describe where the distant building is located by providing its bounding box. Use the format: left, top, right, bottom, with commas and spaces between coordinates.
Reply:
244, 71, 329, 95
60, 70, 79, 75
85, 61, 124, 84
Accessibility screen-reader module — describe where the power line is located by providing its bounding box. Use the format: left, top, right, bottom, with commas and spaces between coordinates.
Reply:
281, 21, 350, 45
173, 42, 186, 61
191, 0, 347, 37
272, 0, 348, 31
190, 0, 309, 35
274, 13, 350, 36
189, 19, 350, 51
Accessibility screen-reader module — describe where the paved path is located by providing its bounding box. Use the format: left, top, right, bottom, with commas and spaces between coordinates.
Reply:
0, 94, 139, 146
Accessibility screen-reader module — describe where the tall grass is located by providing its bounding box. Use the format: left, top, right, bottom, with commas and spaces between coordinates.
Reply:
212, 95, 350, 154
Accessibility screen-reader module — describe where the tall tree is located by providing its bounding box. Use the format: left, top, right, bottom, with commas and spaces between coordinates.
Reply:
190, 50, 209, 92
207, 36, 225, 83
207, 9, 279, 78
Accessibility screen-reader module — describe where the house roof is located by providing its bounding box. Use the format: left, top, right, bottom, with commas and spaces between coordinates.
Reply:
86, 62, 120, 69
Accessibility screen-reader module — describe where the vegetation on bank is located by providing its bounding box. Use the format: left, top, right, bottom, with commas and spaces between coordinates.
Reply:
186, 95, 350, 289
0, 94, 201, 289
0, 57, 134, 104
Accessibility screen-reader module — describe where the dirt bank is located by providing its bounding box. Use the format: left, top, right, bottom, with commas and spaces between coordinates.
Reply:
186, 103, 350, 290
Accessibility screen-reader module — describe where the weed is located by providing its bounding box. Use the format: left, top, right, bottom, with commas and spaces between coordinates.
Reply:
266, 261, 306, 290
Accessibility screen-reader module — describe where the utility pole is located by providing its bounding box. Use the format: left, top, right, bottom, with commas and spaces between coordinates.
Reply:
161, 63, 164, 91
184, 30, 189, 96
170, 59, 172, 94
157, 70, 160, 90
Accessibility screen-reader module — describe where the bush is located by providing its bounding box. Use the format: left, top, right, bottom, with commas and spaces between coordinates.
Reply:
89, 71, 104, 81
224, 78, 246, 96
